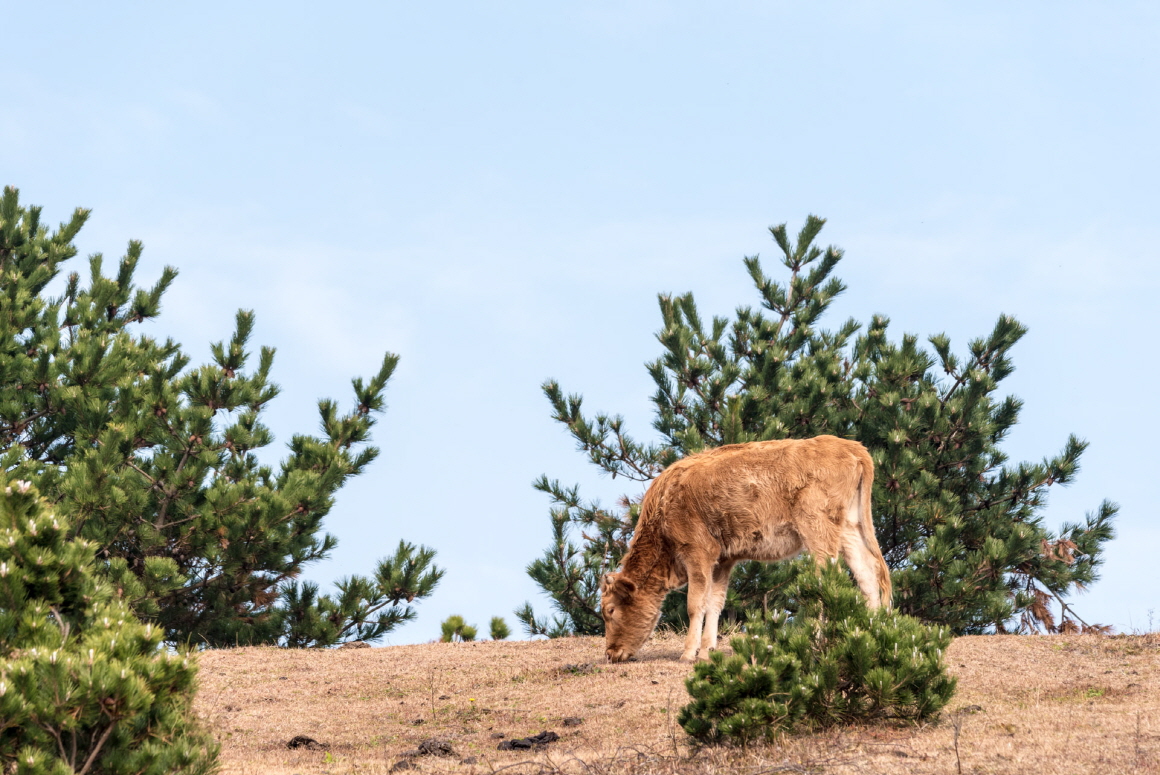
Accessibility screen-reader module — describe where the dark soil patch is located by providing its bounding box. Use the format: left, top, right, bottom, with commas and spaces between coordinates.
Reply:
416, 738, 456, 757
497, 731, 560, 751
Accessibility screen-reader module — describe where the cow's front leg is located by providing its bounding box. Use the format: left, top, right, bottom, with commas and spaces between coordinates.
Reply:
681, 566, 711, 662
701, 560, 735, 656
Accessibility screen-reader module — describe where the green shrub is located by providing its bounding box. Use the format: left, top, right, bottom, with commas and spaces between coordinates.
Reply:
440, 615, 477, 643
0, 480, 217, 774
489, 616, 511, 641
679, 558, 956, 745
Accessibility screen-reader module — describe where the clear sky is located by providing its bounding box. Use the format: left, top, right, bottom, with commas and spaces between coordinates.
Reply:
4, 3, 1157, 640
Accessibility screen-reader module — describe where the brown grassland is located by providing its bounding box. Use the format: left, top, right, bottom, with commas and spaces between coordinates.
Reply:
194, 631, 1159, 775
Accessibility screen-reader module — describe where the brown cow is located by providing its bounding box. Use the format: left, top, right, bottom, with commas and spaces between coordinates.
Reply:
600, 435, 892, 663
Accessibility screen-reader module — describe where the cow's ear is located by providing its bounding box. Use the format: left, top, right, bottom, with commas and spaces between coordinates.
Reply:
613, 577, 636, 599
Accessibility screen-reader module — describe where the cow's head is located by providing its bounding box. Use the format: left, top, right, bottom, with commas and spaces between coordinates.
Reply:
601, 571, 661, 663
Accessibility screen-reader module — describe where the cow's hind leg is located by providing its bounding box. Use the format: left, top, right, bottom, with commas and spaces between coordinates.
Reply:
681, 559, 713, 663
700, 560, 735, 656
841, 524, 883, 610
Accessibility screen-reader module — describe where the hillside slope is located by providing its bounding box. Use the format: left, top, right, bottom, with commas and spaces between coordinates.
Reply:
193, 632, 1158, 774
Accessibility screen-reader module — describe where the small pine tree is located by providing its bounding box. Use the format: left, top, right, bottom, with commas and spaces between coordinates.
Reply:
0, 186, 442, 647
678, 557, 956, 745
521, 216, 1115, 637
278, 542, 443, 647
0, 479, 218, 774
489, 616, 511, 641
440, 615, 477, 643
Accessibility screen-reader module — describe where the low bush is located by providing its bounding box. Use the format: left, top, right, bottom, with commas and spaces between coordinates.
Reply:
679, 558, 956, 745
0, 480, 217, 774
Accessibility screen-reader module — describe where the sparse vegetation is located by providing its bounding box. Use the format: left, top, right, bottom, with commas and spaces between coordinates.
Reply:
193, 631, 1159, 774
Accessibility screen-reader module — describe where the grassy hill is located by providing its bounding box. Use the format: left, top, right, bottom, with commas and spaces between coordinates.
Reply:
192, 632, 1158, 774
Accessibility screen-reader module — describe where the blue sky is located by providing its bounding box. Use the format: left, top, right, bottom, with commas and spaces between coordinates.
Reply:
4, 3, 1157, 639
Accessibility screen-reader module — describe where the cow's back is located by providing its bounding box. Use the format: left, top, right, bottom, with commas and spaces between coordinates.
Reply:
643, 436, 869, 561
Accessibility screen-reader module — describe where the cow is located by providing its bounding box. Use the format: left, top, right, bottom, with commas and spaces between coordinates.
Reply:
600, 435, 892, 663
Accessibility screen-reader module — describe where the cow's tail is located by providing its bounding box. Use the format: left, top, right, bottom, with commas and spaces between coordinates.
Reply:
858, 452, 893, 609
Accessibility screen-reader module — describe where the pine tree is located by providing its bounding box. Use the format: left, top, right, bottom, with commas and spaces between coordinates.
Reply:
678, 557, 956, 745
277, 542, 443, 647
0, 478, 218, 774
519, 216, 1115, 636
0, 186, 442, 646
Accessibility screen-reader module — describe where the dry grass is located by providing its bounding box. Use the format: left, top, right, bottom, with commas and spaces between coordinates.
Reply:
193, 632, 1160, 774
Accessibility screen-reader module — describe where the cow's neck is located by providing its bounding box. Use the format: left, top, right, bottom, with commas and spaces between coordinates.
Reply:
621, 523, 676, 599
